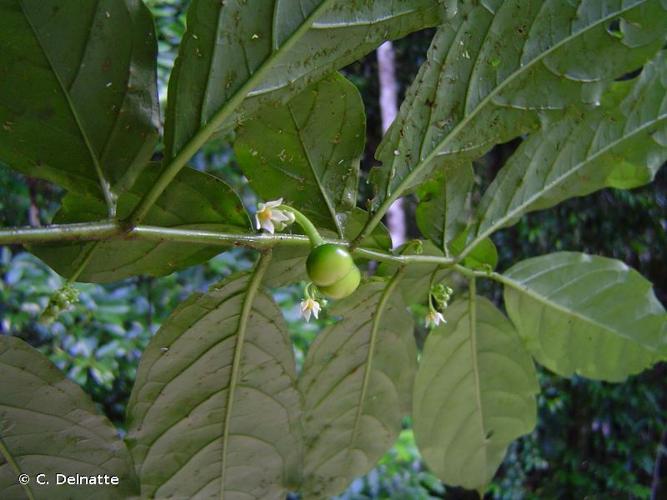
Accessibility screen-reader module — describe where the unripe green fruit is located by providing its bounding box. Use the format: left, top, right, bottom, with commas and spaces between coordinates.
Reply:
306, 244, 354, 287
318, 266, 361, 299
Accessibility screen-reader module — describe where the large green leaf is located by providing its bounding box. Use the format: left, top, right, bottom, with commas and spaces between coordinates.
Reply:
415, 163, 474, 255
0, 0, 159, 203
503, 252, 667, 382
371, 0, 666, 211
236, 73, 364, 237
126, 255, 302, 498
163, 0, 446, 162
30, 165, 249, 283
413, 297, 539, 492
298, 277, 417, 497
473, 52, 667, 245
0, 336, 138, 499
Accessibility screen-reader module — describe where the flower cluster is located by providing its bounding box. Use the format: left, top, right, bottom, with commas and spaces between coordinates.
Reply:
40, 282, 80, 324
425, 283, 453, 328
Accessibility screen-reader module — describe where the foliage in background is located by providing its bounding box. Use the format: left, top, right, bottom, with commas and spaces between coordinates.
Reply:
0, 0, 665, 498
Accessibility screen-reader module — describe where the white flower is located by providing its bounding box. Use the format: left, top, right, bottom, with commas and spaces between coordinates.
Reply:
425, 309, 446, 328
300, 298, 321, 322
254, 198, 294, 234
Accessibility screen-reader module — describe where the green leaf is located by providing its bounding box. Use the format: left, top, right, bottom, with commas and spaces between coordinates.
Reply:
450, 229, 499, 271
413, 297, 539, 491
0, 335, 138, 499
30, 164, 249, 283
236, 73, 364, 237
343, 208, 392, 252
372, 0, 666, 210
416, 163, 474, 255
126, 254, 302, 498
503, 252, 667, 382
0, 0, 160, 202
163, 0, 446, 162
474, 52, 667, 243
298, 276, 417, 497
263, 246, 311, 288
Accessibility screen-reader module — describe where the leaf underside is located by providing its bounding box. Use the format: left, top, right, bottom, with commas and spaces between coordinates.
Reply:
503, 252, 667, 382
298, 279, 417, 498
373, 0, 666, 210
475, 51, 667, 240
127, 255, 302, 499
413, 297, 539, 491
0, 0, 160, 199
236, 73, 365, 237
416, 162, 474, 255
0, 336, 138, 500
164, 0, 446, 163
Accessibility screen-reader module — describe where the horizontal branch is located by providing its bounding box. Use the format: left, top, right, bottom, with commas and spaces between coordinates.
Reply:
454, 264, 505, 283
130, 226, 315, 248
0, 221, 457, 267
0, 221, 122, 244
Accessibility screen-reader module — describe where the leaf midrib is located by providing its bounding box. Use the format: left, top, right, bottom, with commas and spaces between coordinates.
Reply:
311, 6, 425, 29
348, 270, 405, 466
471, 115, 666, 252
467, 285, 488, 479
500, 270, 660, 351
19, 0, 114, 212
287, 104, 344, 237
434, 1, 643, 157
0, 434, 34, 500
218, 253, 271, 500
248, 5, 442, 100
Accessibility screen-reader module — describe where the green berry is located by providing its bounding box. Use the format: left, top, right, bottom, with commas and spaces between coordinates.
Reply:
318, 266, 361, 299
306, 244, 354, 287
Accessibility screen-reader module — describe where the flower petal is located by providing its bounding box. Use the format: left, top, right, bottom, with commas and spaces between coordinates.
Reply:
272, 210, 291, 222
265, 198, 283, 208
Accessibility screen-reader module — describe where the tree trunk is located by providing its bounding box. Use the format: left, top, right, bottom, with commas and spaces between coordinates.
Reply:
376, 41, 406, 248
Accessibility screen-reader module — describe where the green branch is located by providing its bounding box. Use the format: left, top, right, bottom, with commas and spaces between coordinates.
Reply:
454, 264, 504, 284
0, 221, 122, 244
0, 222, 458, 267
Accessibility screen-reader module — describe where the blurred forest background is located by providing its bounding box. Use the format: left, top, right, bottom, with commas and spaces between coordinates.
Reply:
1, 1, 665, 498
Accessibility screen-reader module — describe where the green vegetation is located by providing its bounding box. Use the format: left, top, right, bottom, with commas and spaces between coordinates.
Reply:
0, 1, 665, 498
